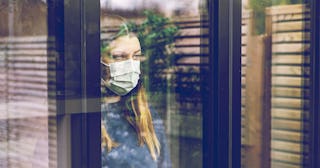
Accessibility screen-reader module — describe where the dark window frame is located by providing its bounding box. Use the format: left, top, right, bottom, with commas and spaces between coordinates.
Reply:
310, 0, 320, 167
48, 0, 320, 167
48, 0, 101, 167
204, 0, 241, 167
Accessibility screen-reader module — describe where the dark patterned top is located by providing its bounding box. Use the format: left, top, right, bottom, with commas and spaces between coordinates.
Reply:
101, 101, 171, 168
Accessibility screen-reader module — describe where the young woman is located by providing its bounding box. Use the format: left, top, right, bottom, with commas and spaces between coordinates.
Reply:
101, 33, 171, 168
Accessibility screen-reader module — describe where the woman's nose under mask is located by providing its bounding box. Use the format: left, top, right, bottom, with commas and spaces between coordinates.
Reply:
102, 59, 140, 96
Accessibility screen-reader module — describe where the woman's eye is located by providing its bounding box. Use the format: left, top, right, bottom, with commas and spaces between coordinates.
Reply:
132, 55, 137, 59
112, 54, 126, 60
133, 54, 142, 60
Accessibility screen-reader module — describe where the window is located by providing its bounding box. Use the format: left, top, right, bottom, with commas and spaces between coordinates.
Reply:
0, 0, 319, 167
100, 0, 209, 167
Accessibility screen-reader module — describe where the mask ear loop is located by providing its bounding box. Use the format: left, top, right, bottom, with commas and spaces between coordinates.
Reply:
101, 60, 110, 67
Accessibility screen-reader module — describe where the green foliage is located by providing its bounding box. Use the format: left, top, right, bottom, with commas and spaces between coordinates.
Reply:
118, 10, 179, 92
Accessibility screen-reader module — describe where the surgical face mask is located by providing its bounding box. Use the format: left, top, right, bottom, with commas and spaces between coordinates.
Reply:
102, 59, 140, 96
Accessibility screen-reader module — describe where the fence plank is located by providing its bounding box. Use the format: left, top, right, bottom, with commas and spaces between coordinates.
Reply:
272, 140, 304, 153
271, 151, 303, 165
271, 161, 300, 168
272, 130, 305, 142
266, 4, 309, 15
272, 97, 307, 109
272, 108, 307, 120
271, 13, 310, 23
272, 66, 309, 76
272, 55, 310, 64
272, 87, 309, 98
272, 21, 310, 32
272, 76, 309, 87
272, 43, 310, 53
272, 119, 306, 131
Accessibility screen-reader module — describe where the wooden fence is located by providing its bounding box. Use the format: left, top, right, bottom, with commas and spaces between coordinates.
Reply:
241, 4, 311, 168
267, 4, 310, 168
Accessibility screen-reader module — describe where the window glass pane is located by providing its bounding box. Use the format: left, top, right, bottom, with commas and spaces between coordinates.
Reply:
241, 0, 310, 167
100, 0, 208, 167
0, 1, 56, 167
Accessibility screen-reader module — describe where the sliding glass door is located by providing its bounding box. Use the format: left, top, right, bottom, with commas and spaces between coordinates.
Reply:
100, 0, 209, 167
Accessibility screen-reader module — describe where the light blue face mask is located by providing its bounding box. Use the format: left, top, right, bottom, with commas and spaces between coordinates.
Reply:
102, 59, 140, 96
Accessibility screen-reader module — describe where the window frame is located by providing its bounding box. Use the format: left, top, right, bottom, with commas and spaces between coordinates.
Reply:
310, 0, 320, 167
48, 0, 101, 167
48, 0, 320, 167
204, 0, 241, 167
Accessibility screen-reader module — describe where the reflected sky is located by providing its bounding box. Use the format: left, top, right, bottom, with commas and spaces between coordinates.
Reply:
101, 0, 201, 16
36, 0, 205, 16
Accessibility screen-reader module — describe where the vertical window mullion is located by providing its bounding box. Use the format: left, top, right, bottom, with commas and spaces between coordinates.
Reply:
206, 0, 241, 167
82, 0, 101, 167
48, 0, 101, 167
231, 0, 242, 167
310, 0, 320, 167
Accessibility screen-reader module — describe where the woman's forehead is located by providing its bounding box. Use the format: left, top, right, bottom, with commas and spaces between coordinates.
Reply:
110, 36, 141, 52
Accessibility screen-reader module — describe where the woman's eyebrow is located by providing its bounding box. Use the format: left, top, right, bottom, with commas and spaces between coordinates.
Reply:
111, 51, 126, 55
133, 49, 141, 54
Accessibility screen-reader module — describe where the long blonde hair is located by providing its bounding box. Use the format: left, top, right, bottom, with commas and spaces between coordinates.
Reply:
101, 32, 160, 160
101, 79, 160, 161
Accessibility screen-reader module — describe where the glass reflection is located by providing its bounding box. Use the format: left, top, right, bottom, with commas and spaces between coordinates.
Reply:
100, 0, 207, 167
0, 1, 54, 167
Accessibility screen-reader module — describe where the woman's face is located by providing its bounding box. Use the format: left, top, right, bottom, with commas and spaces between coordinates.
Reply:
102, 35, 142, 81
102, 35, 142, 64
